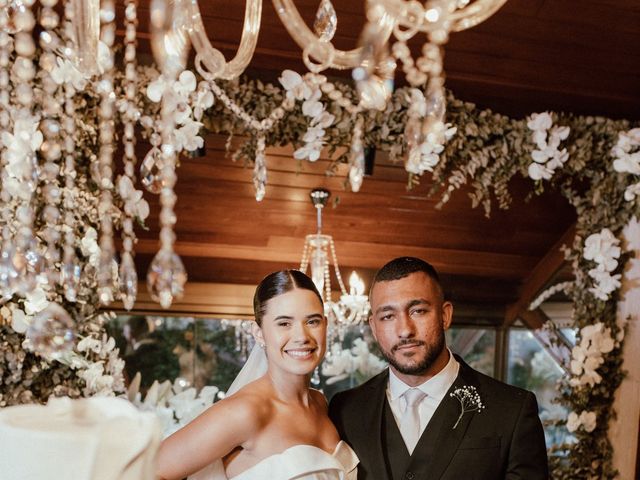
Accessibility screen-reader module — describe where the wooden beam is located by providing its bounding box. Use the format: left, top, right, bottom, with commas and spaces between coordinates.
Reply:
136, 237, 539, 279
504, 222, 576, 325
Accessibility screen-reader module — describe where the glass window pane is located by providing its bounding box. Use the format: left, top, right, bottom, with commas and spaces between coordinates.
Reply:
446, 327, 496, 377
507, 328, 572, 449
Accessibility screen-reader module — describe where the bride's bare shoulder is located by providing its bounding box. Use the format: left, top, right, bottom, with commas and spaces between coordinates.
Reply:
212, 378, 274, 427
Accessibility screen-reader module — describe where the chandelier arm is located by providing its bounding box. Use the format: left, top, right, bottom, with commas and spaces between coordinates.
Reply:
271, 0, 394, 70
372, 0, 508, 38
188, 0, 262, 81
71, 0, 100, 75
150, 0, 190, 76
449, 0, 509, 31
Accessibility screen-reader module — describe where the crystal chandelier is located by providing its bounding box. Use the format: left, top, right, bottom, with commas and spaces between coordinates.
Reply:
0, 0, 507, 361
299, 189, 370, 345
158, 0, 506, 110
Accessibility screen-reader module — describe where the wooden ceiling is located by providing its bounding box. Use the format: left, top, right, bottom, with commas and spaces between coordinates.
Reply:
126, 1, 640, 323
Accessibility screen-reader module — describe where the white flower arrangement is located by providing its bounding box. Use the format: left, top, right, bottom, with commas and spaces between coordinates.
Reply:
569, 322, 616, 388
566, 410, 597, 433
127, 376, 221, 438
526, 112, 570, 181
528, 281, 574, 311
279, 70, 335, 162
404, 88, 456, 175
144, 69, 209, 153
54, 327, 126, 397
583, 228, 622, 301
450, 385, 484, 429
611, 128, 640, 202
321, 338, 387, 385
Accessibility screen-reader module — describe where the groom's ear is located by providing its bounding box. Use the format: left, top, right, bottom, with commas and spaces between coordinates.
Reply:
441, 301, 453, 330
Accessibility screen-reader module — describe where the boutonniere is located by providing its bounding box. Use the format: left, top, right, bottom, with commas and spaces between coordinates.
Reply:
450, 386, 484, 429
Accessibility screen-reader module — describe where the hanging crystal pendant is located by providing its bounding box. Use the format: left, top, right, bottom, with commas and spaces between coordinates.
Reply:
10, 249, 36, 296
60, 259, 82, 302
349, 153, 364, 192
314, 0, 337, 42
140, 147, 165, 194
310, 247, 327, 294
404, 116, 423, 151
147, 248, 187, 309
348, 120, 365, 192
26, 303, 75, 360
0, 247, 18, 303
119, 251, 138, 311
253, 136, 267, 201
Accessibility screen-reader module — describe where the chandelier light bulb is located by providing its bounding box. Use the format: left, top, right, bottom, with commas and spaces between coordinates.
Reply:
349, 271, 365, 296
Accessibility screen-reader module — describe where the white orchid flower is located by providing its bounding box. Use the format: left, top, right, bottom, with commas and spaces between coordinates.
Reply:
24, 287, 49, 315
528, 163, 553, 181
526, 111, 553, 131
580, 411, 597, 432
11, 308, 31, 334
279, 70, 311, 100
51, 56, 87, 90
147, 75, 171, 103
174, 119, 204, 152
192, 84, 214, 120
174, 70, 197, 98
77, 336, 103, 354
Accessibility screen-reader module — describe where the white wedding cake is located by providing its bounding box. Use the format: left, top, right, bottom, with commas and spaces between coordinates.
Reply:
0, 396, 161, 480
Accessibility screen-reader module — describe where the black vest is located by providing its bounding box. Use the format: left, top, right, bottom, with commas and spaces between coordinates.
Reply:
382, 398, 449, 480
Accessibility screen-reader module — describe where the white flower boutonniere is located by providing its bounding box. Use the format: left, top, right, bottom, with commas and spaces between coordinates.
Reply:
450, 385, 484, 429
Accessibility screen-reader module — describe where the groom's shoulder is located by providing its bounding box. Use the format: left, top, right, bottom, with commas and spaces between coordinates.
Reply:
330, 370, 387, 408
461, 360, 536, 406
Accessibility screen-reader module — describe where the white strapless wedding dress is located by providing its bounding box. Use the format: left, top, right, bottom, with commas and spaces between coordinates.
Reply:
191, 441, 358, 480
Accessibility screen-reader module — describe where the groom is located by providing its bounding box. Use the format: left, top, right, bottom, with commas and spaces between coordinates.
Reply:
329, 257, 548, 480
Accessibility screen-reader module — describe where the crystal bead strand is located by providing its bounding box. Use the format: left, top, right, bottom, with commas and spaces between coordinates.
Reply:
8, 0, 39, 296
38, 0, 63, 287
299, 240, 310, 272
118, 0, 139, 310
348, 117, 365, 192
97, 0, 117, 305
206, 80, 294, 200
0, 2, 16, 300
146, 86, 187, 309
328, 237, 347, 294
253, 134, 267, 201
60, 1, 81, 302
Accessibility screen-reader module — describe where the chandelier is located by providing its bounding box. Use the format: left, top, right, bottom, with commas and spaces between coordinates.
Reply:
299, 188, 370, 345
0, 0, 505, 359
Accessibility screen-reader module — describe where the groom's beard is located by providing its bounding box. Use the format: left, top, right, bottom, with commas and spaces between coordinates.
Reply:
380, 329, 446, 376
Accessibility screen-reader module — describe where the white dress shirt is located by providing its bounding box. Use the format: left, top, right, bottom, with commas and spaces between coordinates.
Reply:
386, 349, 460, 445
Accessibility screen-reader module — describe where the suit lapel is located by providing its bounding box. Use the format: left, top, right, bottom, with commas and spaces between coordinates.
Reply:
357, 370, 391, 480
426, 357, 482, 480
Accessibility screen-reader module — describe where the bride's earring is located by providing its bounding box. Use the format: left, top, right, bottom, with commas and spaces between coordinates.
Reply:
259, 342, 265, 349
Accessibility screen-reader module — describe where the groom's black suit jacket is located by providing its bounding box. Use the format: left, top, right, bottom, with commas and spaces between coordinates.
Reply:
329, 356, 548, 480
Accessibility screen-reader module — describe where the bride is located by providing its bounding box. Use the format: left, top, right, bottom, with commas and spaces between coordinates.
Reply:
156, 270, 358, 480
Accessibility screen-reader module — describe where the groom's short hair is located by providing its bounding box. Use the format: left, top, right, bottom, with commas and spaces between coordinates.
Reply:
370, 257, 444, 301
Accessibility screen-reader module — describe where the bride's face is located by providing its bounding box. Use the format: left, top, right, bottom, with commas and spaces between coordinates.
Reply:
256, 288, 326, 376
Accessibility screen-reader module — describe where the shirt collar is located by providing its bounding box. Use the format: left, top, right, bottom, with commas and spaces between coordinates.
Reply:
388, 349, 460, 402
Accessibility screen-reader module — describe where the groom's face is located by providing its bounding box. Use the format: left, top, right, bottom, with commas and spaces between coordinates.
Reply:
368, 272, 453, 381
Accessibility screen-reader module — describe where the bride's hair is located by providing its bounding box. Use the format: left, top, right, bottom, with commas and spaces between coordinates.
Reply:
253, 270, 323, 326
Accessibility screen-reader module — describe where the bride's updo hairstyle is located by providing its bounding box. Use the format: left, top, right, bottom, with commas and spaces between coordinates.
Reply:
253, 270, 323, 326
